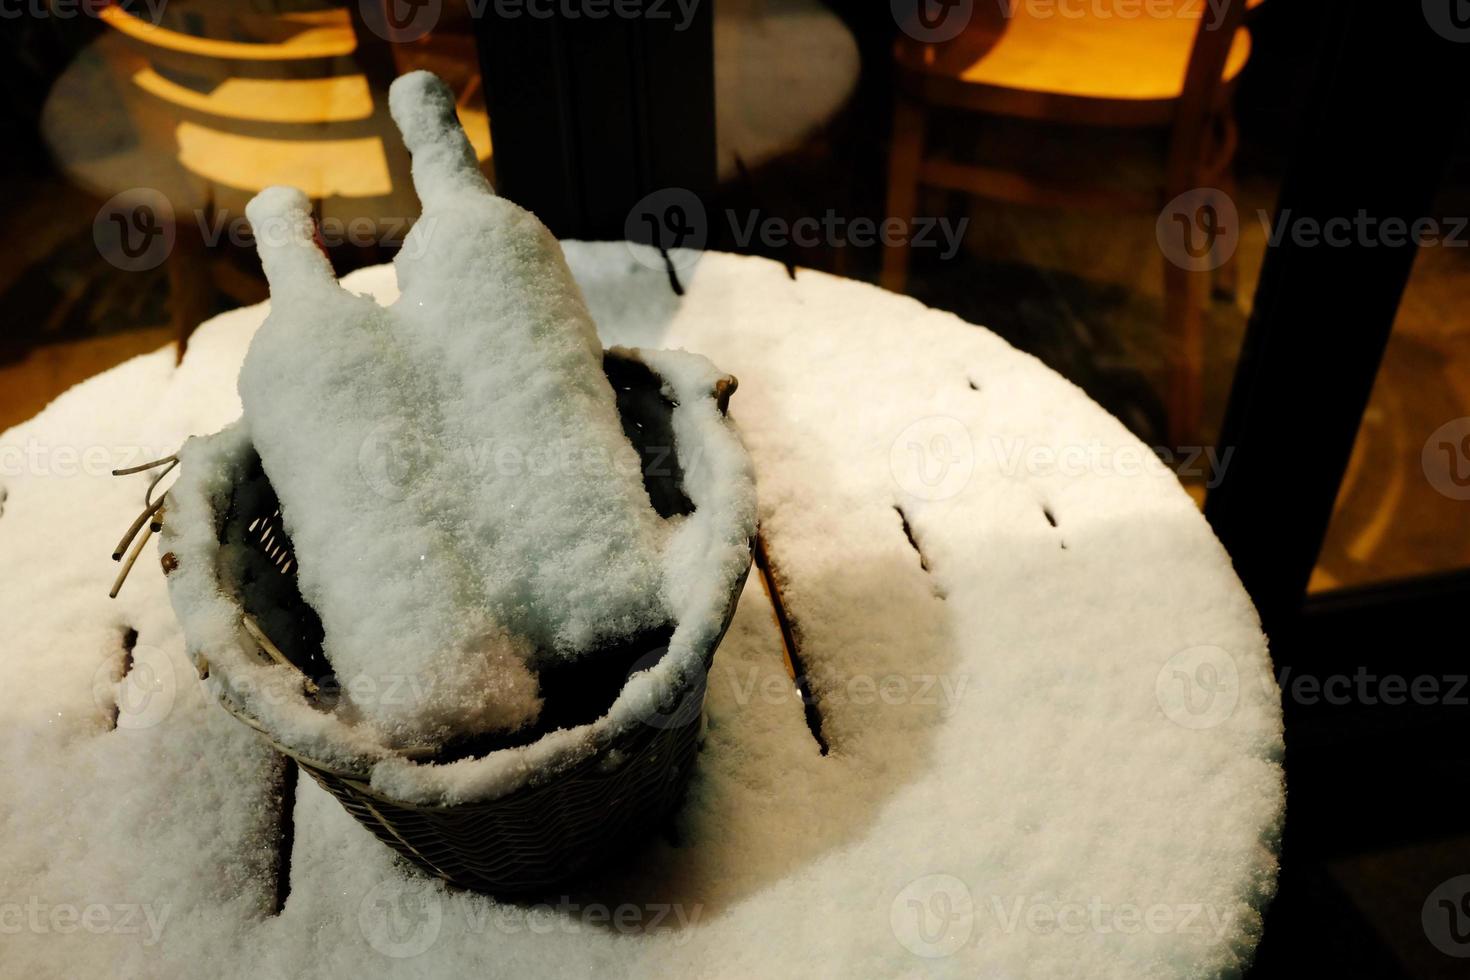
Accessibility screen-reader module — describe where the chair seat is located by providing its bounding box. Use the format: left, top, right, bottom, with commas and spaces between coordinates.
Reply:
896, 1, 1255, 125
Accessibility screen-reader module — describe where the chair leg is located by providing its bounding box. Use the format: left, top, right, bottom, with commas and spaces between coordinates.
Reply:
1211, 171, 1241, 303
170, 214, 214, 365
881, 97, 926, 293
1162, 105, 1239, 442
1163, 258, 1208, 448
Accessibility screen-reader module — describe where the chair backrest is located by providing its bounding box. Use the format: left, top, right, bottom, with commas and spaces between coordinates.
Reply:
99, 4, 357, 82
95, 2, 414, 218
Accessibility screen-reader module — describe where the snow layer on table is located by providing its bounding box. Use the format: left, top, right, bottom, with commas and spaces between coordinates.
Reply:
0, 247, 1282, 979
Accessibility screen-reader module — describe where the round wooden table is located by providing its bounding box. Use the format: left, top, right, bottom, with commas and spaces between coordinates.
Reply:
0, 246, 1282, 978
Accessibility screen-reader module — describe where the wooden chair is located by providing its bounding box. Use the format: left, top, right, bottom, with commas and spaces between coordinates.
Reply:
50, 2, 491, 355
883, 0, 1261, 444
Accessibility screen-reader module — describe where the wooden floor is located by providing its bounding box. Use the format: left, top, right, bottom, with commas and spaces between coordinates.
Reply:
1, 329, 175, 433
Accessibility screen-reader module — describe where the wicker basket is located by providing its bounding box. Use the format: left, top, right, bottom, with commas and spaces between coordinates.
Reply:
167, 350, 751, 896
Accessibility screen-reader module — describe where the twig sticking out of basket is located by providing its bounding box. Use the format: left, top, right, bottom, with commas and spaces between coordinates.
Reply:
241, 615, 319, 696
109, 454, 178, 599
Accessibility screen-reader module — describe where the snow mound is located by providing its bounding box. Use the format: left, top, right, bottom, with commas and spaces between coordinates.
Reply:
230, 72, 683, 750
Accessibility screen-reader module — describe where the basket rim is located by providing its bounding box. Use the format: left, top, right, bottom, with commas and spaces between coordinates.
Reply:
212, 637, 728, 813
209, 559, 749, 810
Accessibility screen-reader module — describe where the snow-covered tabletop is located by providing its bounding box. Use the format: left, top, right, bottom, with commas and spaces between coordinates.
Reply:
0, 245, 1283, 979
